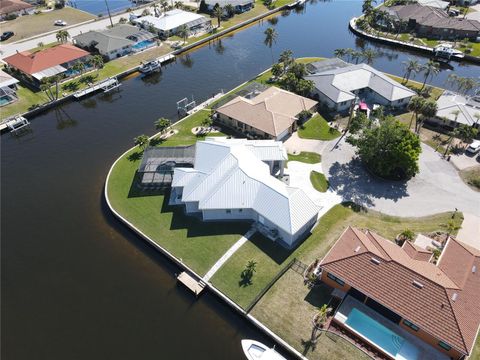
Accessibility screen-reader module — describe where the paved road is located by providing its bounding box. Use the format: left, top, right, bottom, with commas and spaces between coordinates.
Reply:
457, 213, 480, 250
0, 8, 146, 60
322, 138, 480, 217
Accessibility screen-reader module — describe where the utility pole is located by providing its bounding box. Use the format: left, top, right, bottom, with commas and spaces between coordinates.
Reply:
104, 0, 113, 28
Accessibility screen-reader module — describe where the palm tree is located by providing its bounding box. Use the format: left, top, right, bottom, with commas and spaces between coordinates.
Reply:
90, 55, 104, 73
344, 48, 354, 63
420, 60, 440, 90
134, 134, 150, 150
407, 96, 425, 130
278, 49, 294, 74
213, 6, 223, 27
333, 48, 346, 60
174, 1, 183, 9
72, 61, 85, 78
154, 117, 171, 133
177, 24, 189, 43
351, 50, 362, 64
417, 100, 438, 134
263, 27, 278, 64
361, 48, 377, 64
56, 30, 70, 44
225, 4, 235, 17
402, 58, 421, 84
161, 0, 169, 13
40, 78, 56, 101
446, 220, 460, 237
244, 260, 257, 277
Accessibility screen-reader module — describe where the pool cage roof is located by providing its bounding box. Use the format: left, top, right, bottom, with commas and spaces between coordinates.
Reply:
138, 145, 196, 173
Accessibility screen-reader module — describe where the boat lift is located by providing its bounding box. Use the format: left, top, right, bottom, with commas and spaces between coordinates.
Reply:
73, 77, 121, 99
3, 115, 30, 134
177, 96, 196, 116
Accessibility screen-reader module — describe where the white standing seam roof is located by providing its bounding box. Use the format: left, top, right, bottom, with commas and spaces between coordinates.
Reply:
32, 65, 67, 80
172, 138, 320, 235
0, 69, 19, 88
134, 10, 208, 32
305, 63, 416, 104
436, 91, 480, 127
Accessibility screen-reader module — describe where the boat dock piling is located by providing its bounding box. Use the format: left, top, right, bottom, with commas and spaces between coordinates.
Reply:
177, 272, 206, 297
73, 77, 121, 99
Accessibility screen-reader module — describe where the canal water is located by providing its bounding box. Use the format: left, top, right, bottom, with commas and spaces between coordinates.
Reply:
68, 0, 139, 16
2, 1, 479, 359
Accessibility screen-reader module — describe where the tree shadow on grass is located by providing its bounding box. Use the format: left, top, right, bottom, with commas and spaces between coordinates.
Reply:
239, 270, 253, 287
127, 151, 143, 161
304, 282, 333, 308
327, 158, 408, 209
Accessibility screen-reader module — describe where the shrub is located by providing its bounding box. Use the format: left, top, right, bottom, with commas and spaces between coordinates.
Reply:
5, 13, 18, 20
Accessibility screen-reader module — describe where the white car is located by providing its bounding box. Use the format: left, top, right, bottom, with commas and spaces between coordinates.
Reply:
466, 140, 480, 155
54, 20, 67, 26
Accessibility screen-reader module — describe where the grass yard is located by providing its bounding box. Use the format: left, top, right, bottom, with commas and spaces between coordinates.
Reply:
251, 270, 371, 360
298, 113, 341, 140
209, 203, 462, 311
2, 7, 94, 44
471, 333, 480, 360
1, 84, 48, 119
106, 112, 251, 276
387, 75, 444, 101
310, 171, 329, 192
459, 166, 480, 192
288, 151, 321, 164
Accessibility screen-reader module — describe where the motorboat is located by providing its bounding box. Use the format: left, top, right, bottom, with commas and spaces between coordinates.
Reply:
139, 59, 161, 74
433, 43, 464, 61
241, 339, 287, 360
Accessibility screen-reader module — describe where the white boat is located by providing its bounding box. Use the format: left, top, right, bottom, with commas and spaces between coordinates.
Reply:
241, 340, 287, 360
288, 0, 305, 7
139, 59, 161, 74
433, 43, 464, 61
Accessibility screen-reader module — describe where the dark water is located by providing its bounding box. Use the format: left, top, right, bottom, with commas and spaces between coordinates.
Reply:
2, 1, 479, 359
68, 0, 139, 15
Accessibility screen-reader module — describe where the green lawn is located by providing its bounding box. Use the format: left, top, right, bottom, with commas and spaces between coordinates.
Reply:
288, 151, 322, 164
209, 203, 462, 311
471, 332, 480, 360
106, 112, 250, 276
1, 84, 47, 119
460, 166, 480, 192
386, 74, 444, 101
310, 171, 329, 192
298, 113, 341, 140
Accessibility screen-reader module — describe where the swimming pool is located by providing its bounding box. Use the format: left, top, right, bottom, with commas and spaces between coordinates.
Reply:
132, 40, 155, 51
346, 308, 405, 357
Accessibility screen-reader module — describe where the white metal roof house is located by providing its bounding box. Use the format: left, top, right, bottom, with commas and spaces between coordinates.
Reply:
305, 62, 416, 113
433, 91, 480, 129
132, 10, 211, 38
169, 138, 321, 248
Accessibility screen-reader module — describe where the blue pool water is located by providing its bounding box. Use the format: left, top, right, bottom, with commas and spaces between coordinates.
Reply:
346, 308, 405, 357
132, 40, 155, 51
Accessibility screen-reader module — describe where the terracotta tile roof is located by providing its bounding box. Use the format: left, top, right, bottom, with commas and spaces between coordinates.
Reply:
0, 0, 33, 15
3, 44, 90, 76
216, 86, 317, 137
321, 227, 480, 355
402, 240, 433, 262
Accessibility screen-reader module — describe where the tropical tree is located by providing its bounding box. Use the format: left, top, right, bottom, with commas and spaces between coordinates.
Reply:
40, 78, 56, 101
177, 24, 190, 43
351, 50, 362, 64
56, 29, 70, 44
362, 0, 374, 16
201, 115, 213, 128
213, 6, 224, 27
446, 220, 460, 237
263, 27, 278, 64
287, 62, 306, 79
420, 60, 440, 90
417, 99, 437, 134
72, 61, 86, 78
347, 115, 422, 180
271, 63, 283, 78
90, 55, 104, 72
243, 260, 257, 278
455, 124, 478, 148
333, 48, 347, 60
161, 0, 169, 13
225, 3, 235, 17
402, 58, 421, 84
154, 117, 171, 134
134, 134, 150, 150
174, 1, 183, 9
278, 49, 294, 74
361, 48, 378, 64
314, 304, 329, 327
407, 96, 425, 130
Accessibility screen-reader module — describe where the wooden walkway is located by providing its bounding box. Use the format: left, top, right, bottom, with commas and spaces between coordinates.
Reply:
177, 272, 206, 296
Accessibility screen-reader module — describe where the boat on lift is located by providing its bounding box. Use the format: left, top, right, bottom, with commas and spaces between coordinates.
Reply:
241, 340, 287, 360
139, 59, 161, 74
433, 43, 464, 62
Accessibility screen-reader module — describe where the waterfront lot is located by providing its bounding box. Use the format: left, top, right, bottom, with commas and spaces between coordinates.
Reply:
1, 7, 94, 44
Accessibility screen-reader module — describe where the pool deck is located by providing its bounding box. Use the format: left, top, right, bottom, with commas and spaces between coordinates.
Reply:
334, 296, 449, 360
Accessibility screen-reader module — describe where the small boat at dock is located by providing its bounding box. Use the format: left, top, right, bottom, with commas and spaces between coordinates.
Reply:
433, 43, 464, 62
241, 340, 286, 360
288, 0, 305, 8
139, 59, 162, 74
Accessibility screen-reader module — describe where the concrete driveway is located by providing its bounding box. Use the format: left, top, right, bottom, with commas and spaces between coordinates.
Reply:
321, 138, 480, 217
457, 213, 480, 250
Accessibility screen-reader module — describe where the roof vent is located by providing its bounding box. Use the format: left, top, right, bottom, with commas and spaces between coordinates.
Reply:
370, 257, 381, 265
451, 293, 458, 302
354, 246, 361, 253
473, 265, 477, 274
413, 280, 424, 289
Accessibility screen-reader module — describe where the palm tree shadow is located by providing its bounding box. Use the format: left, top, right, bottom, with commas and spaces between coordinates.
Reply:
239, 270, 253, 287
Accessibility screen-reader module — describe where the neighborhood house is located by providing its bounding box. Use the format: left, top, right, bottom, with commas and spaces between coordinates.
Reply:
169, 138, 321, 248
215, 86, 318, 141
0, 69, 19, 107
305, 61, 416, 113
3, 44, 90, 87
73, 24, 156, 60
132, 10, 211, 38
0, 0, 34, 20
204, 0, 254, 13
318, 227, 480, 360
434, 91, 480, 129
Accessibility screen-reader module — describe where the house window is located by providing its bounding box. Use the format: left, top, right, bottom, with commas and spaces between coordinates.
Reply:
403, 319, 419, 332
438, 341, 451, 351
226, 209, 231, 214
327, 272, 345, 286
238, 209, 243, 212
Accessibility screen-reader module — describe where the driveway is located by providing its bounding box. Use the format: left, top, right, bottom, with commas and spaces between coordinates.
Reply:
456, 213, 480, 250
321, 138, 480, 217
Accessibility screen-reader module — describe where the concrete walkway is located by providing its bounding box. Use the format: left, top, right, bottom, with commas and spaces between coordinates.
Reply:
203, 228, 256, 282
457, 213, 480, 250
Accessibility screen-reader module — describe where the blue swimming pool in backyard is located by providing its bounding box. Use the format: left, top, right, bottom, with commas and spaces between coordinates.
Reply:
346, 308, 405, 357
132, 40, 155, 51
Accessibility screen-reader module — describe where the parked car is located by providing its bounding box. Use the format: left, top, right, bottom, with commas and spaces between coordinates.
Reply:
0, 31, 14, 41
466, 140, 480, 155
54, 20, 67, 26
448, 9, 460, 17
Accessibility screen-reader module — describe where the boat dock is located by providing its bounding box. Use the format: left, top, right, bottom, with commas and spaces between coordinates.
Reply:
158, 54, 175, 64
73, 77, 121, 99
177, 272, 206, 296
0, 115, 30, 133
186, 91, 224, 115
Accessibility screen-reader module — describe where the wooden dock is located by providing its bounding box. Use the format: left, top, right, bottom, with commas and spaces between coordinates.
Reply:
177, 272, 206, 296
158, 54, 175, 64
73, 77, 121, 99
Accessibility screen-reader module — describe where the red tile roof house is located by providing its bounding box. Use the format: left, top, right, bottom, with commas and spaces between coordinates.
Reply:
318, 227, 480, 360
0, 0, 34, 20
3, 44, 91, 88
